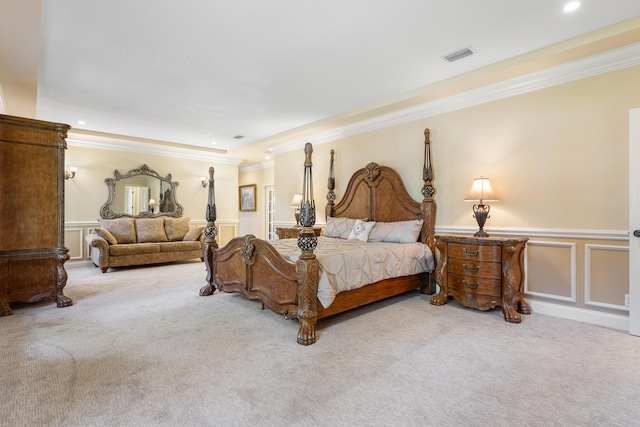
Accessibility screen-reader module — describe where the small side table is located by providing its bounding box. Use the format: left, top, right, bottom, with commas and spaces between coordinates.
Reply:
275, 226, 323, 239
430, 235, 529, 323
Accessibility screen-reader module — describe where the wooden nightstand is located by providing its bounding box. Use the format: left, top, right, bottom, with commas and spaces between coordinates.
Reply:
275, 226, 323, 239
430, 235, 529, 323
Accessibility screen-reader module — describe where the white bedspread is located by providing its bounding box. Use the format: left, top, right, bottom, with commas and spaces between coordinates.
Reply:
269, 236, 435, 308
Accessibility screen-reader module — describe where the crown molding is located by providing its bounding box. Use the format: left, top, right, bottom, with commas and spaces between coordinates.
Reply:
239, 160, 274, 174
67, 133, 243, 165
270, 41, 640, 155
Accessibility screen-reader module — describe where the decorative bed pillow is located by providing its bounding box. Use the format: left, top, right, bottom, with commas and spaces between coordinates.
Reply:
94, 227, 118, 245
368, 219, 423, 244
183, 226, 204, 241
135, 217, 169, 243
325, 217, 368, 239
348, 219, 376, 242
99, 218, 137, 244
164, 217, 191, 241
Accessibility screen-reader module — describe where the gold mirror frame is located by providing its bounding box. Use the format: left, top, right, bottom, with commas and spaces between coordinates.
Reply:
100, 164, 184, 219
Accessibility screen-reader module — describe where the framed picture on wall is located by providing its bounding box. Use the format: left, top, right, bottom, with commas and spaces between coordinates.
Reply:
239, 184, 257, 212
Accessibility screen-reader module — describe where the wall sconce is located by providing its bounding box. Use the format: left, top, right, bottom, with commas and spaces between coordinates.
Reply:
464, 176, 498, 237
200, 176, 208, 187
148, 198, 158, 214
289, 193, 303, 227
64, 166, 78, 180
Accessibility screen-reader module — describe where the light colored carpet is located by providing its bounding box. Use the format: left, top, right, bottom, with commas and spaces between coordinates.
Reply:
1, 260, 640, 426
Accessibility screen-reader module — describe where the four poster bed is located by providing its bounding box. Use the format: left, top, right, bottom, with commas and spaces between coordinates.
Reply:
200, 129, 437, 345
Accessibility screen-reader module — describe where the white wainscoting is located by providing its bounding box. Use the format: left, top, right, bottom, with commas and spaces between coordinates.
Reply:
63, 227, 85, 260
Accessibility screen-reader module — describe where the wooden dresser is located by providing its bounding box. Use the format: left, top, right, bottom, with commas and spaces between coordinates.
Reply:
275, 226, 323, 239
0, 114, 73, 316
430, 235, 529, 323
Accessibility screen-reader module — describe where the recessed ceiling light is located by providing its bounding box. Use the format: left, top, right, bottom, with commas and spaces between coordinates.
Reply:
77, 120, 86, 125
265, 155, 270, 160
211, 141, 217, 146
563, 1, 581, 12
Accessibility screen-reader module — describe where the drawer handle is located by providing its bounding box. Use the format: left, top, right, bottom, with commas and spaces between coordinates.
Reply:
462, 279, 479, 289
462, 263, 480, 273
462, 248, 480, 257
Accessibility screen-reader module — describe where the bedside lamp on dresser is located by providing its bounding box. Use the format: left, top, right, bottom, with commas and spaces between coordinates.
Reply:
289, 193, 303, 227
464, 176, 498, 237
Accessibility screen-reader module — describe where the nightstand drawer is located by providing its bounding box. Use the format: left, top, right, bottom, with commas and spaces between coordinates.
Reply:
448, 273, 501, 296
448, 242, 500, 262
448, 259, 501, 279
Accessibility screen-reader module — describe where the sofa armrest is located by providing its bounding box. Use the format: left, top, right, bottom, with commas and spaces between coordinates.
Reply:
85, 233, 110, 270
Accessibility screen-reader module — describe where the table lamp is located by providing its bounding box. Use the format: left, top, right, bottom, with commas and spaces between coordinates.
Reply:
464, 177, 498, 237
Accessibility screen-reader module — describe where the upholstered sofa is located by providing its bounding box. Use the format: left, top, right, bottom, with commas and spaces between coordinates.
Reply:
86, 216, 204, 272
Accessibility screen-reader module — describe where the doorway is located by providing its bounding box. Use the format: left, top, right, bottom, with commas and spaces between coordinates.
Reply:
629, 108, 640, 336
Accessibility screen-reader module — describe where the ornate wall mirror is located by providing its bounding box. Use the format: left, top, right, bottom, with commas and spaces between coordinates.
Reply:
100, 164, 184, 219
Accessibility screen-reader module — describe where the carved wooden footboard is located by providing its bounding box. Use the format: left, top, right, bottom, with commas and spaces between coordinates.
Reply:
200, 143, 321, 345
200, 130, 436, 345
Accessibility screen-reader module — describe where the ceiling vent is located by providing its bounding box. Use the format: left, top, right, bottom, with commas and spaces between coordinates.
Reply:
233, 135, 244, 139
443, 47, 475, 63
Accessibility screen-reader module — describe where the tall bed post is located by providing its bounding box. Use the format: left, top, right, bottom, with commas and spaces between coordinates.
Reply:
296, 143, 320, 345
199, 167, 219, 296
325, 149, 335, 218
421, 128, 437, 294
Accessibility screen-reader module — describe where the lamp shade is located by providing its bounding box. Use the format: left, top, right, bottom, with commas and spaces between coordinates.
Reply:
464, 177, 498, 203
148, 199, 157, 206
290, 193, 303, 208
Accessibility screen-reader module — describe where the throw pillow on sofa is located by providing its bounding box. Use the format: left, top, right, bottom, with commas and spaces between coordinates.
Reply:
95, 227, 118, 245
183, 226, 204, 241
99, 218, 137, 244
135, 217, 169, 243
164, 217, 191, 241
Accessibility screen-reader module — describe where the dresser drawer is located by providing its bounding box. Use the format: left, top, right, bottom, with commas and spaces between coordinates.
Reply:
448, 259, 501, 279
447, 273, 501, 297
448, 242, 500, 262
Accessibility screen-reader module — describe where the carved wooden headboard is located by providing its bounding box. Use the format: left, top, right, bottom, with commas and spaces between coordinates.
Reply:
325, 129, 436, 250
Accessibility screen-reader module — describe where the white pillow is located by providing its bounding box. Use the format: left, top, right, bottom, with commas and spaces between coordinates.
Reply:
348, 219, 376, 242
368, 219, 423, 244
325, 216, 366, 239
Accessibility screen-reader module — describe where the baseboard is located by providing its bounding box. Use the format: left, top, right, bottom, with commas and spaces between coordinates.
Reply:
527, 299, 629, 332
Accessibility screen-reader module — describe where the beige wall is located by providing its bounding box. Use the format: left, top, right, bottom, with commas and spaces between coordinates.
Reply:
65, 144, 238, 223
64, 141, 240, 254
275, 66, 638, 230
238, 166, 274, 239
273, 65, 639, 324
0, 75, 37, 118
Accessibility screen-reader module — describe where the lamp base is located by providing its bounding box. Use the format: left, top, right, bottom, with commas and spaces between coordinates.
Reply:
472, 204, 491, 238
294, 211, 300, 227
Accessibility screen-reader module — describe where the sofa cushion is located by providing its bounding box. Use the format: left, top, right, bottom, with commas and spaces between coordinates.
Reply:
164, 217, 191, 241
99, 218, 137, 244
183, 226, 204, 241
109, 243, 161, 256
159, 241, 202, 253
135, 218, 169, 243
95, 227, 118, 245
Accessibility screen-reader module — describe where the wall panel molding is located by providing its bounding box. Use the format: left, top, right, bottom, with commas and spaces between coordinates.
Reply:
525, 241, 576, 303
585, 244, 630, 311
64, 227, 84, 260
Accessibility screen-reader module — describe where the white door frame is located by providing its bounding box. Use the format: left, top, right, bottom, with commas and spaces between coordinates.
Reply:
629, 108, 640, 336
264, 185, 275, 240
